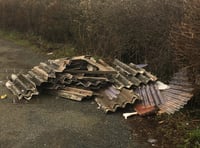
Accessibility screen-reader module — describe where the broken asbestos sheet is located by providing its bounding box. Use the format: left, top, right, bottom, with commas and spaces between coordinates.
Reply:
5, 56, 194, 116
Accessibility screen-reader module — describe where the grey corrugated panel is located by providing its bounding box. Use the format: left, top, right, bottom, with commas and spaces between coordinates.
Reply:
45, 83, 65, 90
149, 84, 161, 105
17, 74, 36, 90
95, 87, 139, 113
111, 73, 141, 89
129, 63, 158, 81
22, 90, 39, 100
76, 80, 106, 88
32, 66, 49, 81
145, 85, 156, 106
113, 59, 138, 76
129, 63, 145, 74
159, 68, 194, 114
162, 95, 187, 106
160, 101, 183, 112
134, 87, 147, 106
127, 76, 142, 86
47, 58, 71, 72
26, 73, 44, 86
135, 83, 166, 109
55, 73, 74, 84
71, 56, 116, 73
113, 67, 141, 87
76, 76, 108, 82
6, 80, 23, 100
104, 89, 117, 100
159, 105, 176, 114
50, 87, 93, 101
138, 87, 148, 106
6, 79, 39, 100
98, 59, 116, 72
28, 71, 47, 85
140, 86, 151, 106
154, 84, 166, 104
163, 89, 193, 98
115, 65, 132, 76
8, 74, 39, 100
168, 84, 194, 92
115, 74, 133, 88
112, 78, 125, 89
164, 99, 184, 108
9, 74, 32, 94
129, 63, 157, 81
162, 92, 191, 102
136, 74, 151, 84
6, 58, 71, 100
38, 62, 56, 78
159, 99, 188, 114
140, 86, 152, 106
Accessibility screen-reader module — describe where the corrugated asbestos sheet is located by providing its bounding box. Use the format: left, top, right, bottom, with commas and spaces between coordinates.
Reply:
6, 58, 71, 100
159, 69, 194, 114
5, 56, 194, 115
95, 86, 138, 113
6, 56, 139, 112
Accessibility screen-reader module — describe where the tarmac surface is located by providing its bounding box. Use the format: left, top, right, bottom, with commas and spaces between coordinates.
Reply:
0, 38, 150, 148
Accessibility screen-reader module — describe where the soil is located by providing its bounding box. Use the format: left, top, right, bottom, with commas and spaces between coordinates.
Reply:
127, 108, 200, 147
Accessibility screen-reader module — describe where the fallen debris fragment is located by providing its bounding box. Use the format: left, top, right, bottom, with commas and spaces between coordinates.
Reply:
0, 94, 7, 99
5, 56, 194, 116
134, 104, 158, 116
123, 112, 138, 119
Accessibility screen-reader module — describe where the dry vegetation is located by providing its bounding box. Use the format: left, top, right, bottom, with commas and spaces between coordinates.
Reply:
171, 0, 200, 85
0, 0, 199, 85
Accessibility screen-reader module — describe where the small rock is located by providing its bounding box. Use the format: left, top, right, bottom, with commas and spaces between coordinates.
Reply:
147, 138, 157, 144
158, 120, 164, 124
47, 52, 53, 55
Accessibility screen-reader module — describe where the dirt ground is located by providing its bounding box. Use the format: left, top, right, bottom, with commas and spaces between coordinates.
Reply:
0, 38, 152, 148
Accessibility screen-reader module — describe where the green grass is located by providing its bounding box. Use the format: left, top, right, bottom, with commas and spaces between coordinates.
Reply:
184, 129, 200, 148
0, 30, 29, 45
0, 30, 76, 58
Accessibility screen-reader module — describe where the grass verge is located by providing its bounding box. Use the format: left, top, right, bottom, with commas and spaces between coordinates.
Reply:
127, 108, 200, 147
0, 30, 76, 58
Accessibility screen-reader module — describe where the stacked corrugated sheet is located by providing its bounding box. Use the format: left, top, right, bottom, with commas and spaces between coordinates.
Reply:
5, 56, 194, 116
95, 59, 158, 113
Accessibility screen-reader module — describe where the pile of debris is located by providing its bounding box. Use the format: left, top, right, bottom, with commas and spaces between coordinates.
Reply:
5, 56, 194, 117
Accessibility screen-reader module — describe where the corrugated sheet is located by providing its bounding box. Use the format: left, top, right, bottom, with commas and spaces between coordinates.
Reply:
112, 59, 157, 89
5, 56, 194, 115
6, 56, 115, 100
132, 69, 194, 115
50, 87, 93, 101
135, 83, 166, 107
95, 86, 139, 113
6, 74, 39, 100
159, 69, 194, 114
6, 58, 71, 100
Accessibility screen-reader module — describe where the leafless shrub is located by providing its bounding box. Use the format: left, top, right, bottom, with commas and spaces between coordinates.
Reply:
170, 0, 200, 86
0, 0, 184, 79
